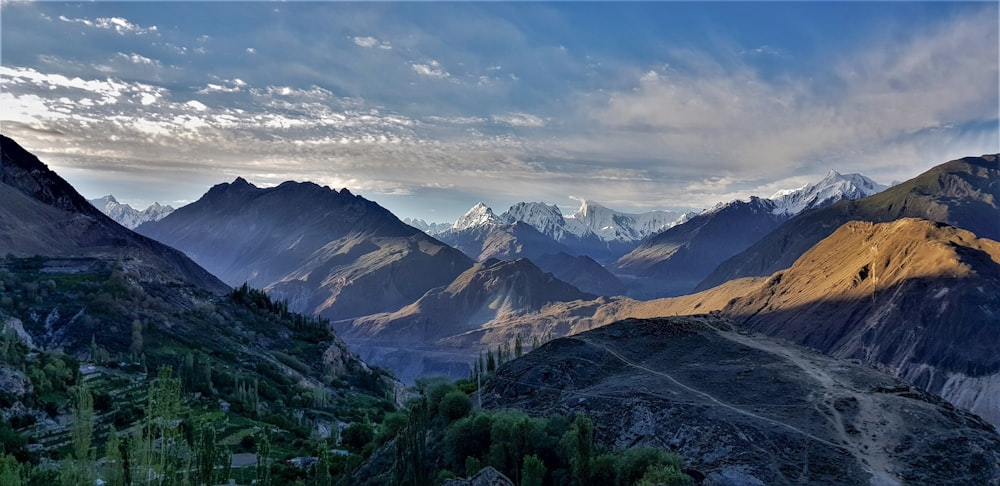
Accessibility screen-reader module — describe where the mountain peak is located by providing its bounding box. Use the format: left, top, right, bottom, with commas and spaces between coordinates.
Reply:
232, 176, 255, 188
453, 202, 499, 230
770, 170, 886, 216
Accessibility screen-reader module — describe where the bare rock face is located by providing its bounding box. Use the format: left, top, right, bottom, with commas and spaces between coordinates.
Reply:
482, 317, 1000, 485
443, 467, 514, 486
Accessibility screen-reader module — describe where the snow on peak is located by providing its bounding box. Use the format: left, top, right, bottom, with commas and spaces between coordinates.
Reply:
771, 170, 887, 215
453, 202, 500, 230
566, 199, 689, 242
500, 202, 567, 234
88, 195, 175, 229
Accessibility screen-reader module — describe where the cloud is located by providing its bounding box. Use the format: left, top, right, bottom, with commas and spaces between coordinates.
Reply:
576, 9, 998, 184
246, 47, 256, 54
58, 15, 157, 35
492, 113, 545, 128
411, 60, 450, 79
353, 36, 392, 50
115, 52, 160, 66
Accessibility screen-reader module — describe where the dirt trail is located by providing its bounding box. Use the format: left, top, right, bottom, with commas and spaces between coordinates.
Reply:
571, 336, 849, 452
700, 322, 902, 486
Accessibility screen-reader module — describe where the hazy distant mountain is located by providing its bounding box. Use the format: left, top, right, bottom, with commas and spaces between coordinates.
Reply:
137, 178, 473, 320
402, 217, 450, 235
88, 195, 174, 229
339, 258, 594, 382
438, 205, 626, 295
615, 197, 790, 297
0, 135, 227, 294
698, 154, 1000, 290
564, 199, 692, 243
483, 316, 1000, 485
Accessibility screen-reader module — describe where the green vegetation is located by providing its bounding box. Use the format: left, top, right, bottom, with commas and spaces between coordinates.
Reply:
385, 379, 691, 486
0, 256, 690, 485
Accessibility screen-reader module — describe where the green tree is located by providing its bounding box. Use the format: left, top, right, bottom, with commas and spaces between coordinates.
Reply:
438, 390, 472, 423
514, 335, 523, 358
564, 414, 593, 486
0, 453, 24, 486
615, 447, 686, 486
104, 425, 123, 486
522, 454, 545, 486
635, 463, 693, 486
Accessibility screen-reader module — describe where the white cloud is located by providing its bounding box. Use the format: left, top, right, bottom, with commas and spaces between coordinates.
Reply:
246, 48, 256, 54
411, 60, 450, 79
492, 113, 546, 128
115, 52, 160, 66
59, 15, 157, 35
353, 36, 392, 50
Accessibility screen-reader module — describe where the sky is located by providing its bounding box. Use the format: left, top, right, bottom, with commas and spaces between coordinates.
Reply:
1, 1, 997, 223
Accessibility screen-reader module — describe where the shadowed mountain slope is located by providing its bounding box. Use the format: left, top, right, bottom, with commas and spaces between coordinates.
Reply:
698, 154, 999, 290
137, 178, 473, 320
438, 221, 571, 262
482, 317, 1000, 485
338, 258, 594, 382
0, 135, 227, 294
615, 197, 789, 297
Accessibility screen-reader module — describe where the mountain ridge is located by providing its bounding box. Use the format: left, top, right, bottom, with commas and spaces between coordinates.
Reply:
698, 154, 999, 290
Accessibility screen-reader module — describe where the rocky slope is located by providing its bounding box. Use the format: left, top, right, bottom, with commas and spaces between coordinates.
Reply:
339, 258, 594, 382
137, 178, 473, 320
461, 217, 1000, 430
88, 195, 175, 229
0, 135, 227, 294
699, 154, 999, 290
483, 317, 1000, 485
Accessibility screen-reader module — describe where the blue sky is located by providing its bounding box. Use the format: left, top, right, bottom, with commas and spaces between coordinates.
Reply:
2, 1, 997, 223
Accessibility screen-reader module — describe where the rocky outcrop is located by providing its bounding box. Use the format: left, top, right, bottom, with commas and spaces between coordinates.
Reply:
483, 317, 1000, 485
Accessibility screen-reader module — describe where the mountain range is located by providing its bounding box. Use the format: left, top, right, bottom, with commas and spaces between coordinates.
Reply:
614, 170, 887, 297
136, 178, 475, 321
88, 194, 175, 229
698, 155, 999, 290
4, 132, 1000, 484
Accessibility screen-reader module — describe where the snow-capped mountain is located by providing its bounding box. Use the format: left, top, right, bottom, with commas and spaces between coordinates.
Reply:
566, 200, 692, 242
770, 170, 887, 215
403, 218, 451, 235
500, 202, 580, 239
452, 202, 500, 231
88, 195, 175, 229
